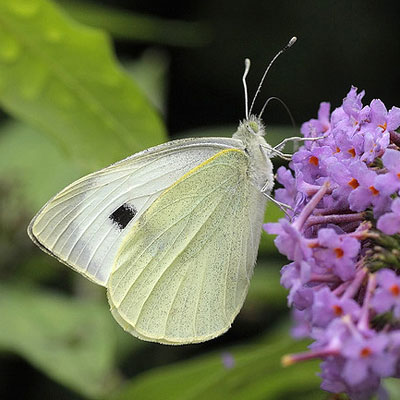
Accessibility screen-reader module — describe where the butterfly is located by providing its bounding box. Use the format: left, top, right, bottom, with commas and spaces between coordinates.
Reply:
28, 38, 302, 345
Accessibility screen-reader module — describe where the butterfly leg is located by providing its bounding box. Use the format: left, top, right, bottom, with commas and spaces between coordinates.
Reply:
261, 135, 326, 161
259, 150, 293, 218
273, 135, 326, 152
261, 176, 293, 215
260, 144, 292, 161
262, 191, 293, 218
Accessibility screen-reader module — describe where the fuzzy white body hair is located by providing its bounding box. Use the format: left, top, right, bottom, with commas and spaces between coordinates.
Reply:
233, 116, 274, 195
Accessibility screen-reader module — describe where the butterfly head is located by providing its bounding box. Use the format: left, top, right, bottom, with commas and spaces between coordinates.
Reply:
244, 115, 265, 136
239, 115, 265, 137
233, 115, 266, 148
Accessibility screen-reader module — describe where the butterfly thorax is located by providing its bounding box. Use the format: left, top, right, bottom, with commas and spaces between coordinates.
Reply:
232, 116, 274, 194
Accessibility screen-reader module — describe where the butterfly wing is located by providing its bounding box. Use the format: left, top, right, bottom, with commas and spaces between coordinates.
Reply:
107, 148, 267, 344
28, 137, 243, 286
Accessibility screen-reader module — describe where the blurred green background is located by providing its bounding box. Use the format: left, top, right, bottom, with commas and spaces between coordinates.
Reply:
0, 0, 399, 399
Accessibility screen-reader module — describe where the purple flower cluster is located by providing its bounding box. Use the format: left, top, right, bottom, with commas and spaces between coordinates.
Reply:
265, 87, 400, 399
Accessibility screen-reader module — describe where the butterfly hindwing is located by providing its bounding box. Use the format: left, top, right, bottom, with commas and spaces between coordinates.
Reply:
28, 138, 242, 286
107, 148, 266, 344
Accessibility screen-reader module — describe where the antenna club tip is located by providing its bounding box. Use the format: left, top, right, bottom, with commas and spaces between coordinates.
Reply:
288, 36, 297, 47
245, 58, 251, 66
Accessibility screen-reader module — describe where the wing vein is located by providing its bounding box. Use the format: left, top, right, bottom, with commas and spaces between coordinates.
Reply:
110, 159, 241, 291
222, 186, 244, 323
163, 183, 241, 338
113, 173, 235, 309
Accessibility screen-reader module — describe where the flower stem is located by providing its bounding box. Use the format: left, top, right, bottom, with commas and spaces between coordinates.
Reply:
304, 213, 364, 229
310, 273, 341, 283
293, 181, 330, 231
298, 181, 330, 196
315, 207, 352, 216
342, 267, 368, 300
282, 348, 338, 366
333, 280, 351, 296
357, 273, 376, 332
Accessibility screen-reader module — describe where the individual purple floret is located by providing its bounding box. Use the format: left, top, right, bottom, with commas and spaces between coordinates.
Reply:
371, 269, 400, 318
314, 228, 360, 280
265, 86, 400, 399
375, 149, 400, 196
221, 352, 235, 369
377, 198, 400, 235
312, 287, 360, 328
341, 333, 396, 386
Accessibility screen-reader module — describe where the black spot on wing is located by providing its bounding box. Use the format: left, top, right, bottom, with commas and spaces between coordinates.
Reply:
109, 203, 137, 230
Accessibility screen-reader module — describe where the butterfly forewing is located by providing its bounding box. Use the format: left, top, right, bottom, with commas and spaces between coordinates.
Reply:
107, 149, 266, 344
28, 138, 242, 286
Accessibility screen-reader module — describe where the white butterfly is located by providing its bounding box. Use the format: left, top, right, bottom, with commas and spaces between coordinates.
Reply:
28, 38, 304, 344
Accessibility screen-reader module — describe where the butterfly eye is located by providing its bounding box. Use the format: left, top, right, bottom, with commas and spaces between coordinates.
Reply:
109, 203, 137, 230
248, 121, 259, 134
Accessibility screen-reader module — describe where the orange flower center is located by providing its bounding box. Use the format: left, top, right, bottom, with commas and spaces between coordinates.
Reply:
334, 248, 344, 258
397, 172, 400, 180
309, 156, 319, 166
335, 147, 341, 153
369, 186, 379, 196
390, 284, 400, 296
348, 148, 356, 157
332, 304, 343, 316
348, 178, 360, 189
378, 121, 387, 132
360, 347, 372, 358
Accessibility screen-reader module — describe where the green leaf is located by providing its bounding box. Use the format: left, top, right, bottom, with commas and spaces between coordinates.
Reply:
0, 120, 81, 211
0, 284, 120, 398
56, 0, 210, 47
0, 0, 166, 170
113, 326, 323, 400
382, 378, 400, 399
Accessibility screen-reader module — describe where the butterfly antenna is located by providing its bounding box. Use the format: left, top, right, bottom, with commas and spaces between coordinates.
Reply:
248, 36, 297, 117
242, 58, 251, 120
259, 96, 296, 128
